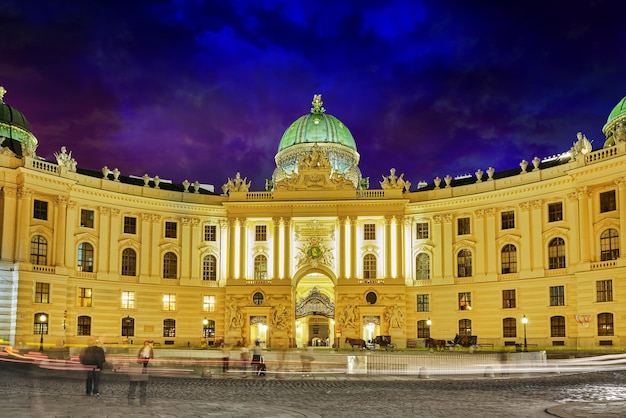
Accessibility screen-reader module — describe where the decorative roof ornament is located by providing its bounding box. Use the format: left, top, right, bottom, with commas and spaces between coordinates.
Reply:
310, 94, 325, 114
0, 86, 6, 103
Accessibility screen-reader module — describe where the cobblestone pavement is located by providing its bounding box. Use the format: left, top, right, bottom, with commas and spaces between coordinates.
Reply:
1, 363, 626, 417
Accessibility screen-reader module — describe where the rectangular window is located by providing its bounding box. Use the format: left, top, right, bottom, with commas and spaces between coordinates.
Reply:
417, 320, 430, 339
163, 293, 176, 311
458, 292, 472, 311
548, 202, 563, 222
123, 216, 137, 234
364, 223, 376, 240
35, 282, 50, 303
550, 316, 566, 337
600, 190, 616, 213
417, 294, 430, 312
121, 291, 135, 309
501, 211, 515, 230
255, 225, 267, 241
457, 217, 471, 235
416, 222, 429, 239
502, 289, 516, 309
550, 286, 565, 306
502, 318, 517, 338
203, 295, 216, 312
163, 319, 176, 337
597, 280, 613, 302
77, 316, 91, 336
33, 200, 48, 220
204, 224, 217, 241
78, 287, 92, 307
165, 221, 177, 238
80, 209, 94, 228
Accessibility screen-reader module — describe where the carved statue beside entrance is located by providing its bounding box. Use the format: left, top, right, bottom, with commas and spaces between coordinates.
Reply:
385, 305, 405, 329
227, 299, 244, 330
270, 303, 290, 330
337, 305, 359, 329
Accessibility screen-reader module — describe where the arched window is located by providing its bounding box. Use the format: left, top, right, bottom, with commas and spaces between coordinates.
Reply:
501, 244, 517, 274
548, 238, 566, 269
121, 248, 137, 276
163, 318, 176, 337
600, 228, 620, 261
457, 249, 472, 277
550, 316, 566, 337
30, 235, 48, 266
363, 254, 377, 279
502, 317, 516, 338
163, 252, 177, 279
254, 255, 267, 280
121, 316, 134, 337
77, 242, 94, 272
203, 255, 217, 281
416, 253, 430, 280
597, 312, 614, 336
77, 315, 91, 336
458, 319, 472, 336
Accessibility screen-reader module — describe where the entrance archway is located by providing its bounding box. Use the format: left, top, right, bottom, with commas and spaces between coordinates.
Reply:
294, 271, 335, 348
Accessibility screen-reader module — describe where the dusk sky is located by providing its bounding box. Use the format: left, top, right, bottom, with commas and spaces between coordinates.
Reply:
2, 0, 625, 190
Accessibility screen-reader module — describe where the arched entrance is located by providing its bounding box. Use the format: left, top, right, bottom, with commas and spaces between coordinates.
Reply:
294, 271, 336, 348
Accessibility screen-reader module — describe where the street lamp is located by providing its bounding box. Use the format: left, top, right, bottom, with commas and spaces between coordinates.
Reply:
39, 314, 47, 351
426, 318, 432, 338
521, 315, 528, 352
202, 317, 208, 348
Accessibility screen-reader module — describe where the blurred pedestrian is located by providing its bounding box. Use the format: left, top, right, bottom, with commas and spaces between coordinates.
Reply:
251, 340, 263, 375
221, 343, 231, 373
137, 340, 154, 374
240, 345, 250, 377
80, 339, 106, 396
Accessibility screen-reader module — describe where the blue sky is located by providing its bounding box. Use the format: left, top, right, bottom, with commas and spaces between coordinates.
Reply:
2, 0, 625, 190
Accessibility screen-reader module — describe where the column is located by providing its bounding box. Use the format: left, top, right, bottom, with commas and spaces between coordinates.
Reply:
227, 218, 237, 279
219, 219, 229, 281
338, 216, 346, 279
65, 201, 77, 268
577, 187, 591, 263
140, 213, 151, 278
442, 214, 453, 280
16, 187, 32, 262
395, 215, 404, 279
150, 214, 161, 279
0, 188, 17, 261
384, 216, 392, 278
272, 217, 280, 279
485, 208, 497, 275
190, 218, 201, 280
283, 217, 291, 279
349, 216, 357, 279
616, 178, 626, 258
181, 217, 192, 280
530, 200, 543, 271
239, 218, 247, 279
403, 216, 412, 283
98, 207, 111, 274
473, 209, 486, 276
566, 192, 580, 265
109, 209, 120, 274
518, 202, 532, 274
432, 215, 444, 279
54, 196, 67, 267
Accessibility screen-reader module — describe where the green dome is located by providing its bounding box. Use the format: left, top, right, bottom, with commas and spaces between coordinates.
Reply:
277, 95, 357, 153
0, 87, 38, 157
602, 96, 626, 147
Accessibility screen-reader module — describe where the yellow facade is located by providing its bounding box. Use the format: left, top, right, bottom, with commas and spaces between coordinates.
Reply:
1, 93, 626, 351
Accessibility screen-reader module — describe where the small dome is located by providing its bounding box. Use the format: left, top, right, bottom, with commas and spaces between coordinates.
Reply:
0, 87, 38, 157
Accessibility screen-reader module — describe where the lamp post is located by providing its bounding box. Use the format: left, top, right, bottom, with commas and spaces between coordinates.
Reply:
426, 318, 432, 338
521, 315, 528, 352
39, 314, 47, 351
202, 317, 208, 349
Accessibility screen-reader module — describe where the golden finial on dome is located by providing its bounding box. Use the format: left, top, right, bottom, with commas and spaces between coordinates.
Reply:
311, 94, 325, 114
0, 86, 6, 103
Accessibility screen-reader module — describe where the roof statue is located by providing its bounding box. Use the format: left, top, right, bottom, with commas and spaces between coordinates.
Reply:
568, 132, 593, 160
222, 172, 251, 195
54, 146, 78, 172
0, 86, 6, 103
380, 168, 411, 192
311, 94, 325, 114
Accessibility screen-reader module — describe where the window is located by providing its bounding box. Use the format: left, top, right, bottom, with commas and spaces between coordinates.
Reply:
501, 211, 515, 229
255, 225, 267, 241
34, 313, 48, 335
502, 289, 516, 309
77, 316, 91, 336
600, 228, 620, 261
253, 292, 264, 305
163, 318, 176, 337
30, 235, 48, 265
458, 292, 472, 311
78, 287, 92, 307
457, 217, 470, 235
203, 255, 217, 281
457, 249, 472, 277
550, 316, 566, 338
121, 316, 134, 337
548, 202, 563, 222
162, 293, 176, 310
121, 248, 137, 276
417, 294, 430, 312
203, 319, 215, 338
165, 221, 177, 238
548, 238, 566, 269
163, 252, 177, 278
416, 222, 429, 239
502, 318, 517, 338
363, 254, 377, 279
417, 320, 431, 339
458, 319, 472, 336
364, 223, 376, 240
35, 282, 50, 303
600, 190, 616, 213
596, 280, 613, 302
501, 244, 517, 274
550, 286, 565, 306
204, 224, 217, 241
416, 253, 430, 280
80, 209, 94, 228
254, 255, 268, 280
77, 242, 94, 272
598, 313, 614, 336
123, 216, 137, 234
121, 291, 135, 309
33, 200, 48, 220
203, 295, 216, 312
366, 292, 377, 305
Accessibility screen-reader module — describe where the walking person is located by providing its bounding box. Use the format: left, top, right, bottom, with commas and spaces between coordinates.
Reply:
80, 339, 106, 396
137, 340, 154, 374
240, 345, 250, 377
221, 343, 230, 373
251, 340, 263, 376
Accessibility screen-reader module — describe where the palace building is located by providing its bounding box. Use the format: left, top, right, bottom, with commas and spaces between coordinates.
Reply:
1, 90, 626, 351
